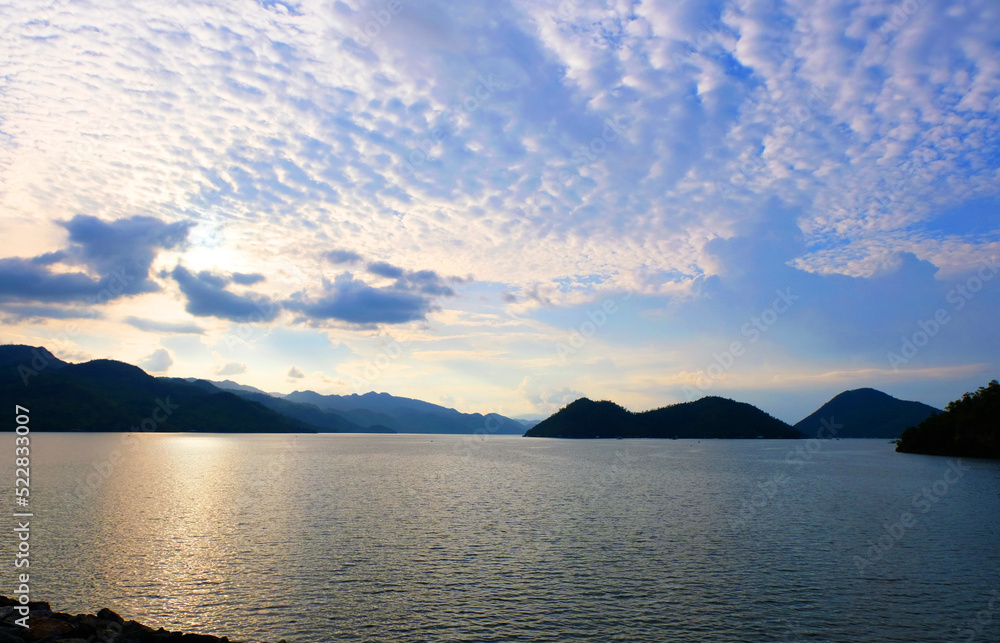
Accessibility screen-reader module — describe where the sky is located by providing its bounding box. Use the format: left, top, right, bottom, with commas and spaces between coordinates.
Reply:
1, 0, 999, 423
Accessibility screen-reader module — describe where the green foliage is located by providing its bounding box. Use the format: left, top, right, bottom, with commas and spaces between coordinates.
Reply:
896, 379, 1000, 458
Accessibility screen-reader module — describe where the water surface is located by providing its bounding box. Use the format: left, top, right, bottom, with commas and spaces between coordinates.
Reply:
9, 434, 1000, 642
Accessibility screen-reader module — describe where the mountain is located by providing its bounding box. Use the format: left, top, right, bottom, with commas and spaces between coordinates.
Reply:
202, 378, 274, 396
284, 390, 526, 434
794, 388, 940, 438
896, 379, 1000, 458
0, 345, 312, 433
524, 396, 803, 439
219, 388, 394, 433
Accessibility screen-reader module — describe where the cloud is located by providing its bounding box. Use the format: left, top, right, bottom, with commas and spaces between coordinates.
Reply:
0, 303, 101, 321
232, 272, 266, 286
139, 348, 173, 373
124, 316, 205, 334
216, 362, 248, 376
171, 265, 279, 322
367, 261, 405, 279
365, 260, 458, 296
288, 271, 432, 325
325, 249, 363, 265
287, 366, 304, 378
0, 215, 191, 307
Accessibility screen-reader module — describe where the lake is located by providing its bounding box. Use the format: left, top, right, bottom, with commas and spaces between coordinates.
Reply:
8, 433, 1000, 642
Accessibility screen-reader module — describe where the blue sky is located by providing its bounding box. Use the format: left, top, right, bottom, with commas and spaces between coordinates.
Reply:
1, 0, 998, 422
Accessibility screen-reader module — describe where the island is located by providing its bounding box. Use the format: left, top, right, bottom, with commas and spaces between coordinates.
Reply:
523, 396, 804, 439
793, 388, 939, 438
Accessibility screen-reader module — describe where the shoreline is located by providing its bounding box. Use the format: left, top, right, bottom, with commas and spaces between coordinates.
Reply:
0, 596, 286, 643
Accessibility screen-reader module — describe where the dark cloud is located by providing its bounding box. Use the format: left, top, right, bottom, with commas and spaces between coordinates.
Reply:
287, 366, 305, 378
0, 215, 192, 308
404, 269, 455, 296
288, 272, 431, 324
367, 260, 457, 296
171, 265, 279, 322
0, 304, 101, 321
324, 249, 362, 264
368, 261, 406, 279
31, 251, 68, 266
124, 316, 205, 335
0, 258, 107, 302
62, 215, 192, 295
232, 272, 266, 286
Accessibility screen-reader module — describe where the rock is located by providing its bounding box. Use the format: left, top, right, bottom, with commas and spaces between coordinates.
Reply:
97, 608, 125, 625
0, 629, 27, 643
0, 597, 272, 643
19, 615, 75, 641
180, 633, 228, 642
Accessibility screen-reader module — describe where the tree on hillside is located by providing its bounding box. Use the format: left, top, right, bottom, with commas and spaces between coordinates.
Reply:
896, 379, 999, 458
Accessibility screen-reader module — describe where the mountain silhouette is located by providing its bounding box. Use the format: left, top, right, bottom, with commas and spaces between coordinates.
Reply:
284, 390, 526, 434
524, 396, 803, 439
1, 345, 311, 433
794, 388, 940, 438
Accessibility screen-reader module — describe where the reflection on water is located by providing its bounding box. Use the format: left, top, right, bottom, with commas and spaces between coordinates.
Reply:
11, 434, 1000, 642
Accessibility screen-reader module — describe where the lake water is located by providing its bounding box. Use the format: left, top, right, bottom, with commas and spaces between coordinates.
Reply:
7, 433, 1000, 642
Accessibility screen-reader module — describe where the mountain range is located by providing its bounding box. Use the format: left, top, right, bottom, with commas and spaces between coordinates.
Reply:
0, 344, 527, 434
2, 344, 942, 438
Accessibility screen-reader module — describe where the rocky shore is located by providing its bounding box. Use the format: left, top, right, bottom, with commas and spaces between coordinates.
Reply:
0, 596, 285, 643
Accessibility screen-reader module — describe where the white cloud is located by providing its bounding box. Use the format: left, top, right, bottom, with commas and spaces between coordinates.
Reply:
139, 348, 174, 373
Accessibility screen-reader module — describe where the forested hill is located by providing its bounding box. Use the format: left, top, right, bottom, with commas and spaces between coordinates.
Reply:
524, 396, 803, 439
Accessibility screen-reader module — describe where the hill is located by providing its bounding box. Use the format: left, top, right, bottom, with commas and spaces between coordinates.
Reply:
219, 388, 394, 433
284, 390, 526, 434
794, 388, 940, 438
0, 345, 311, 433
896, 379, 1000, 458
524, 396, 803, 439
